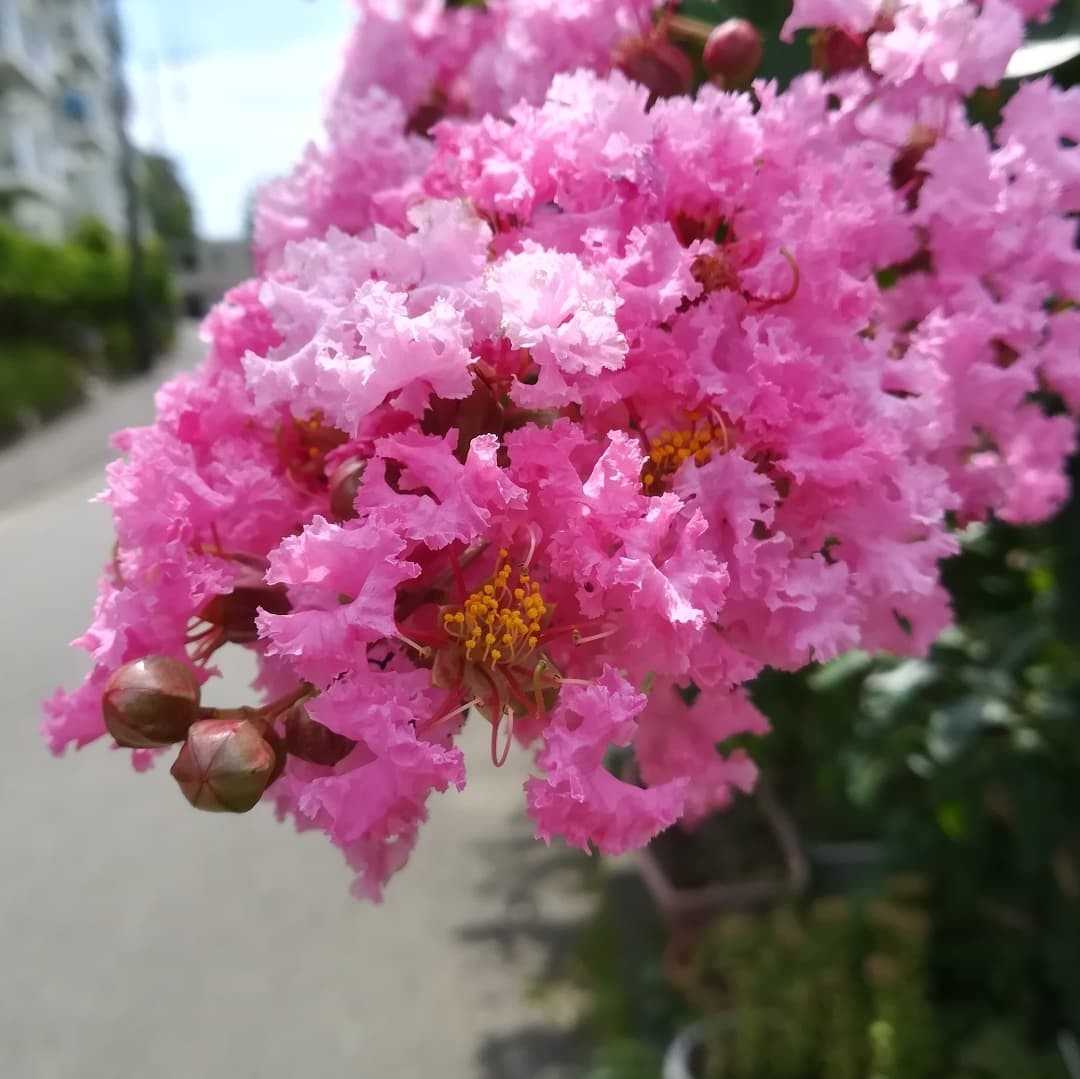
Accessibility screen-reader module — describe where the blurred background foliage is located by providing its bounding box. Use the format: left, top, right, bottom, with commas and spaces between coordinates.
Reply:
562, 2, 1080, 1076
0, 216, 176, 444
571, 463, 1080, 1079
0, 143, 195, 445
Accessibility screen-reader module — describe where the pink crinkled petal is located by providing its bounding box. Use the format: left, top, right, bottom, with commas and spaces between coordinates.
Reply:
636, 680, 768, 825
526, 667, 686, 854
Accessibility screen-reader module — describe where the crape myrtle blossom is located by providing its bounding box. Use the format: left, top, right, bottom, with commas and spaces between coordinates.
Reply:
255, 0, 666, 269
47, 8, 1080, 900
784, 0, 1080, 523
784, 0, 1056, 89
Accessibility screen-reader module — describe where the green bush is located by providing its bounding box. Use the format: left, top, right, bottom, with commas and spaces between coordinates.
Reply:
684, 884, 1067, 1079
0, 218, 177, 432
0, 342, 84, 438
745, 473, 1080, 1044
0, 218, 176, 354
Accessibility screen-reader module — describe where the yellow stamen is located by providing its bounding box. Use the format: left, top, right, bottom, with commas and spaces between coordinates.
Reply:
641, 411, 730, 494
444, 557, 552, 668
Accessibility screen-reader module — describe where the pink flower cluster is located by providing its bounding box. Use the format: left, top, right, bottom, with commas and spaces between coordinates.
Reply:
254, 0, 664, 269
46, 0, 1079, 899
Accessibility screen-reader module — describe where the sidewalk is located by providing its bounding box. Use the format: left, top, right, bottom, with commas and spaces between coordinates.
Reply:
0, 323, 591, 1078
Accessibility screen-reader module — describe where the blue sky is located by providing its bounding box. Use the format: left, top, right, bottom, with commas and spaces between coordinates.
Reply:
121, 0, 355, 239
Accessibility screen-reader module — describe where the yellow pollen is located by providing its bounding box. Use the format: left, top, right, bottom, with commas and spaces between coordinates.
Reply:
442, 558, 551, 668
641, 413, 729, 494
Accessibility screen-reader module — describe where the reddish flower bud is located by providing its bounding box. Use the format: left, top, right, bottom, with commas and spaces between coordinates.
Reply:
703, 19, 763, 87
810, 27, 870, 75
263, 723, 289, 787
103, 656, 201, 749
614, 35, 693, 101
170, 718, 279, 813
284, 703, 356, 766
198, 563, 291, 645
328, 458, 366, 521
890, 125, 937, 209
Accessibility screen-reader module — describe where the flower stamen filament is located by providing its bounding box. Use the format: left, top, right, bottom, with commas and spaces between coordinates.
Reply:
440, 548, 549, 670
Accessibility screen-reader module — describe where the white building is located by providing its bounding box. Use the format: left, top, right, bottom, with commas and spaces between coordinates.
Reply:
0, 0, 125, 241
179, 239, 252, 318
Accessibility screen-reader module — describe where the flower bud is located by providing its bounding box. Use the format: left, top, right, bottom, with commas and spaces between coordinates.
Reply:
810, 27, 870, 75
703, 19, 763, 87
889, 125, 937, 209
170, 718, 279, 813
284, 703, 356, 766
328, 457, 366, 521
198, 564, 291, 645
103, 656, 200, 748
263, 723, 289, 787
615, 35, 693, 101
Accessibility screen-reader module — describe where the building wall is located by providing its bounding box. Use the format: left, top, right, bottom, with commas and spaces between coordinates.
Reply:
179, 240, 254, 317
0, 0, 124, 242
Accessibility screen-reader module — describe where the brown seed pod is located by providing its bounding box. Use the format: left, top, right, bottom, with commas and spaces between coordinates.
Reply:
198, 563, 291, 645
284, 703, 356, 767
614, 35, 693, 101
103, 656, 201, 749
703, 19, 763, 87
170, 718, 278, 813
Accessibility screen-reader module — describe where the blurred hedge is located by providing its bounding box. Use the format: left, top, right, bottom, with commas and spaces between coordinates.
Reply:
0, 218, 176, 441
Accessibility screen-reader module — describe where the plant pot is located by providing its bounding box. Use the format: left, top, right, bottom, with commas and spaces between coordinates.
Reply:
637, 779, 809, 928
663, 1022, 707, 1079
806, 839, 887, 893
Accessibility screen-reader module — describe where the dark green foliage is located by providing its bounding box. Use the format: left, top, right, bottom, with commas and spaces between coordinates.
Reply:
721, 467, 1080, 1075
0, 220, 176, 432
690, 883, 936, 1079
140, 153, 197, 270
675, 0, 811, 85
0, 343, 84, 442
570, 872, 695, 1077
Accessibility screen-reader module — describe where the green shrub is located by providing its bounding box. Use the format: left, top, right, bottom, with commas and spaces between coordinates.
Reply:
0, 218, 177, 430
0, 342, 84, 436
0, 219, 177, 362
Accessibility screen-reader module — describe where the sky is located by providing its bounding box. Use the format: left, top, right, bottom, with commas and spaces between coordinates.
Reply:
120, 0, 355, 240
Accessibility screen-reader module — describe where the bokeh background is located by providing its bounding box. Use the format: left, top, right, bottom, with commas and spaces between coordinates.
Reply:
2, 2, 1080, 1077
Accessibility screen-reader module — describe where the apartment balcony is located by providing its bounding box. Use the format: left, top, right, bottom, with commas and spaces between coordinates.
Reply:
60, 87, 112, 153
0, 117, 64, 204
55, 3, 111, 77
0, 159, 63, 202
0, 2, 55, 96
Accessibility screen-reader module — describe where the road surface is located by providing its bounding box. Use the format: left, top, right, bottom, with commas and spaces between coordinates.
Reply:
0, 325, 589, 1079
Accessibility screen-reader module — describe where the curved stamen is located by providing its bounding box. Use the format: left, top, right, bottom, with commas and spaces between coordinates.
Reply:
394, 629, 432, 658
708, 408, 730, 454
490, 708, 514, 768
522, 525, 540, 570
747, 248, 800, 309
425, 696, 479, 734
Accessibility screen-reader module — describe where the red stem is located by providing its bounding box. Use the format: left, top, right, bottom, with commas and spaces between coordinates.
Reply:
448, 546, 468, 604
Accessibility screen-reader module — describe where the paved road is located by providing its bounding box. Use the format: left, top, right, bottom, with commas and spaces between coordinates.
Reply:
0, 326, 588, 1079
